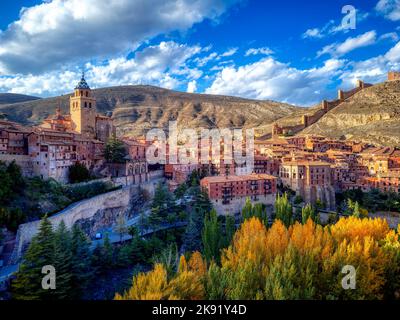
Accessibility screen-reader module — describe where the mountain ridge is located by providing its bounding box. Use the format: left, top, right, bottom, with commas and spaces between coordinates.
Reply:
0, 80, 399, 147
0, 85, 300, 137
0, 93, 41, 105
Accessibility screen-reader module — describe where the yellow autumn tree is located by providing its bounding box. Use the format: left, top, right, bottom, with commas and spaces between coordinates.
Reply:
188, 251, 207, 277
289, 219, 333, 261
222, 217, 269, 272
178, 255, 188, 273
116, 258, 205, 300
221, 217, 270, 299
115, 263, 168, 300
166, 270, 205, 300
116, 215, 400, 300
322, 236, 388, 300
330, 216, 390, 243
265, 219, 290, 261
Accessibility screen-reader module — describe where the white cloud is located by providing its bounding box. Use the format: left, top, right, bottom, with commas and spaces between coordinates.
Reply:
245, 47, 274, 56
376, 0, 400, 21
302, 11, 369, 39
0, 41, 203, 95
206, 37, 400, 106
385, 40, 400, 62
221, 47, 238, 57
317, 31, 377, 57
338, 40, 400, 87
302, 28, 323, 39
194, 52, 218, 67
379, 32, 399, 42
193, 47, 237, 67
4, 39, 400, 106
206, 57, 345, 106
0, 0, 236, 74
187, 80, 197, 93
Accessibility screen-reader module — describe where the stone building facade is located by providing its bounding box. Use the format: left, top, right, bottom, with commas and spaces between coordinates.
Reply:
280, 160, 336, 210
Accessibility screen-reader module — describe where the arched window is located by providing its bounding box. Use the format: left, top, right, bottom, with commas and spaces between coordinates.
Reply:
89, 103, 92, 108
86, 91, 88, 97
84, 102, 87, 108
80, 91, 83, 96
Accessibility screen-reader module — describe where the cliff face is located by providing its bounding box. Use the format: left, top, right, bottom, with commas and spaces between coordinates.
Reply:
300, 80, 400, 146
0, 85, 299, 137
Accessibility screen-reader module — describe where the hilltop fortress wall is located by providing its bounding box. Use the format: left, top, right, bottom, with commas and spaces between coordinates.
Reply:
301, 80, 373, 129
273, 78, 374, 137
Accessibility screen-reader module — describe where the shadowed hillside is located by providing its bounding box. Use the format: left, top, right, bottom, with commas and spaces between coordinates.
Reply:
0, 93, 40, 105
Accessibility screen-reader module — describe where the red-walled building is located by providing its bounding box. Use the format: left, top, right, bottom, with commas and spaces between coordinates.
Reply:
201, 173, 277, 216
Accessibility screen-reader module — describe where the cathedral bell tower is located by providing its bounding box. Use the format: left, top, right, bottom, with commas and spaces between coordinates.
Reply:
70, 73, 96, 138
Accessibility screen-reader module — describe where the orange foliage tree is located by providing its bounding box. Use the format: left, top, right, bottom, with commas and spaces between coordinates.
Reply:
116, 216, 400, 300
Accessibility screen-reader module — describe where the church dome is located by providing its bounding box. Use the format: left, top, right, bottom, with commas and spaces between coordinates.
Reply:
75, 72, 90, 90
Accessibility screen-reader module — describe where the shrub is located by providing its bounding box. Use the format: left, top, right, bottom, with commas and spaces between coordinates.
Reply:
68, 162, 90, 183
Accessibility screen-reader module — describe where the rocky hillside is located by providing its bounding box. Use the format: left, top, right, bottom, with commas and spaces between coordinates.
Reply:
1, 81, 399, 146
0, 85, 299, 137
300, 80, 400, 147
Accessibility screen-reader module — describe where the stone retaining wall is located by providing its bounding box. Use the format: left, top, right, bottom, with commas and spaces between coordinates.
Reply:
9, 177, 163, 264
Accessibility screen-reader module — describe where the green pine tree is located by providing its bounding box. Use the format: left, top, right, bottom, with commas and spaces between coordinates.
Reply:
52, 220, 73, 299
70, 224, 93, 299
223, 215, 236, 248
202, 209, 222, 263
183, 209, 204, 252
275, 193, 293, 227
182, 188, 211, 252
12, 215, 55, 300
301, 203, 315, 224
353, 201, 361, 218
103, 233, 114, 268
241, 197, 253, 221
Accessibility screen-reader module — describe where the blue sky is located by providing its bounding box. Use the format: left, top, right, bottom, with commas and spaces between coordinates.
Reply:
0, 0, 399, 106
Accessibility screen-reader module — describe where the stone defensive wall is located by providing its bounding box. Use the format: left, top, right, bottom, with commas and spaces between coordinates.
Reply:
9, 175, 163, 264
301, 80, 372, 131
